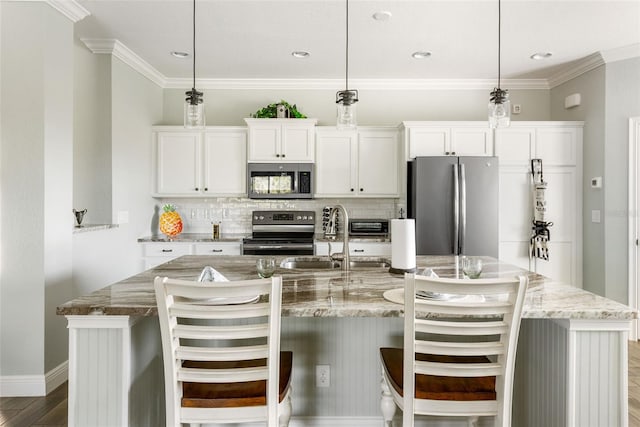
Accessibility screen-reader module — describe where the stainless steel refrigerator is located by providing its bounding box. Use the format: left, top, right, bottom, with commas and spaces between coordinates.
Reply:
408, 156, 498, 257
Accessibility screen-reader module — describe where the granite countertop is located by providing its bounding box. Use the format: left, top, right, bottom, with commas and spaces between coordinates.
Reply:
57, 255, 636, 320
138, 233, 249, 243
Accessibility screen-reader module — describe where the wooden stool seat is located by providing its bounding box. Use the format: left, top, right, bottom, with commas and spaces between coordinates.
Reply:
380, 348, 496, 401
182, 351, 293, 408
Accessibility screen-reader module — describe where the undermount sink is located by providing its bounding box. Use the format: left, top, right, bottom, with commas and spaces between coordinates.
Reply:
279, 257, 391, 270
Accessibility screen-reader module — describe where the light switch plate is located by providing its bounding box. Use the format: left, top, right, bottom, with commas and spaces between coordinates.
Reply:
591, 210, 601, 223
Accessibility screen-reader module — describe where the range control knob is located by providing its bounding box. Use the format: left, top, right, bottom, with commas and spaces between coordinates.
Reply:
297, 215, 302, 220
259, 215, 265, 220
309, 215, 313, 220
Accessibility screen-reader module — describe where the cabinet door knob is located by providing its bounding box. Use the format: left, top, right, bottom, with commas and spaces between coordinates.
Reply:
204, 188, 208, 191
195, 187, 199, 191
452, 151, 456, 155
445, 151, 450, 155
281, 154, 286, 158
350, 188, 354, 192
360, 188, 364, 192
275, 154, 280, 157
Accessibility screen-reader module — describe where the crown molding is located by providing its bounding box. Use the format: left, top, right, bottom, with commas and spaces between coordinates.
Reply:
600, 43, 640, 64
547, 52, 605, 88
164, 77, 549, 91
81, 39, 167, 88
46, 0, 90, 23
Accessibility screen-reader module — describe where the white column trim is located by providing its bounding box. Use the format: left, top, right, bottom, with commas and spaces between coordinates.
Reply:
66, 315, 137, 427
45, 0, 90, 22
628, 117, 640, 341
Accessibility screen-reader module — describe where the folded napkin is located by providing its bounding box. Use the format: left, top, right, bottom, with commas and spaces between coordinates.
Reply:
198, 266, 229, 282
196, 266, 257, 305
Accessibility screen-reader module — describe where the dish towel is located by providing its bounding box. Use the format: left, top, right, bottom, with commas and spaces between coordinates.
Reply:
530, 234, 549, 261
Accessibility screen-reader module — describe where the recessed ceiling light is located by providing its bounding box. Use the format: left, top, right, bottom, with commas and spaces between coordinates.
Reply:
171, 51, 189, 58
530, 52, 552, 60
372, 10, 392, 21
292, 51, 310, 58
412, 51, 432, 59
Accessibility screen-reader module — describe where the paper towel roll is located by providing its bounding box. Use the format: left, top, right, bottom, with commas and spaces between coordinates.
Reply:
391, 219, 416, 272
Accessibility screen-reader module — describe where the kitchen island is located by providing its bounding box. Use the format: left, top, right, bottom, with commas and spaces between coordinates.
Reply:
58, 255, 635, 427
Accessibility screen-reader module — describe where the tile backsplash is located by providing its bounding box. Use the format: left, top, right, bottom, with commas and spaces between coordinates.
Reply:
153, 198, 403, 236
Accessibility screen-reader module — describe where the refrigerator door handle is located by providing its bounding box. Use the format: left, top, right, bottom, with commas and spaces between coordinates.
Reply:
460, 163, 467, 254
453, 163, 460, 254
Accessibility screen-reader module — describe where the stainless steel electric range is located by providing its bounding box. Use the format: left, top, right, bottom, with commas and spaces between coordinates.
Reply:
242, 210, 315, 256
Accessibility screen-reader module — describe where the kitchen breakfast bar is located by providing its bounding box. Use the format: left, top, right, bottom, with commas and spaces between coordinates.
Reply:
57, 255, 636, 427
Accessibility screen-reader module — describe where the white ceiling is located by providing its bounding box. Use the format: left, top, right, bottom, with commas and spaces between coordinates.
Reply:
74, 0, 640, 84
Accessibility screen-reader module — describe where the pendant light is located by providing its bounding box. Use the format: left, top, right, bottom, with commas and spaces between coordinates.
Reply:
336, 0, 358, 129
184, 0, 205, 128
488, 0, 510, 128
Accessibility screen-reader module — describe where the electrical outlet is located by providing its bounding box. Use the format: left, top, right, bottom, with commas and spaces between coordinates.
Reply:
512, 104, 522, 114
316, 365, 330, 387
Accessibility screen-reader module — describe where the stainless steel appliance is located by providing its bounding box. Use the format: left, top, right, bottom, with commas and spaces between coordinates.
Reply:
242, 210, 315, 255
408, 156, 498, 257
247, 163, 313, 199
348, 219, 389, 236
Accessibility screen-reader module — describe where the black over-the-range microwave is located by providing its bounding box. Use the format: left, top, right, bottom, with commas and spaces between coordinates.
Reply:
247, 163, 313, 199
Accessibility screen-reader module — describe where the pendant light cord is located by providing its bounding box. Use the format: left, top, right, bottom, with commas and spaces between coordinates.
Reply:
192, 0, 196, 89
497, 0, 501, 89
345, 0, 349, 92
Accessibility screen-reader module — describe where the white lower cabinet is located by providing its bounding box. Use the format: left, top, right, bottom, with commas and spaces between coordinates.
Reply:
193, 242, 242, 256
314, 241, 391, 257
141, 241, 242, 270
142, 242, 193, 270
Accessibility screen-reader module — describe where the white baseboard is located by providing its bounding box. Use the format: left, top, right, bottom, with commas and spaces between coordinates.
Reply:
45, 360, 68, 394
0, 360, 68, 397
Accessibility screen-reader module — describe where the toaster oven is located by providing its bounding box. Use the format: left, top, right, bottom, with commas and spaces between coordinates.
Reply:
348, 219, 389, 236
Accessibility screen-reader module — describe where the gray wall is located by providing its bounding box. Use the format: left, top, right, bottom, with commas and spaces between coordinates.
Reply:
551, 57, 640, 303
73, 38, 112, 224
162, 87, 550, 126
1, 2, 74, 377
604, 57, 640, 303
551, 66, 606, 296
72, 56, 163, 294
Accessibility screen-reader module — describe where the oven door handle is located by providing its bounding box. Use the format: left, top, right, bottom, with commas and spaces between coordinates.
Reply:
243, 243, 314, 250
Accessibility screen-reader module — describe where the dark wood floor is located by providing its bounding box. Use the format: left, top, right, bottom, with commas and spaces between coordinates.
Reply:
0, 382, 67, 427
2, 342, 640, 426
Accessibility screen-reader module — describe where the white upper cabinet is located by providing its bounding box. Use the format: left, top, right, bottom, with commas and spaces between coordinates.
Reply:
357, 128, 400, 196
495, 122, 581, 166
402, 122, 493, 158
155, 131, 202, 195
203, 129, 247, 195
245, 118, 317, 162
315, 127, 399, 198
153, 127, 247, 197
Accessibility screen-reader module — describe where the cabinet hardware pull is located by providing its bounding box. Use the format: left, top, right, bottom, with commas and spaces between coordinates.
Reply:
212, 249, 223, 253
360, 188, 364, 192
195, 187, 199, 191
354, 249, 364, 253
204, 188, 208, 191
350, 188, 354, 192
275, 154, 280, 157
161, 249, 173, 253
445, 152, 450, 155
452, 151, 456, 155
282, 154, 285, 158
